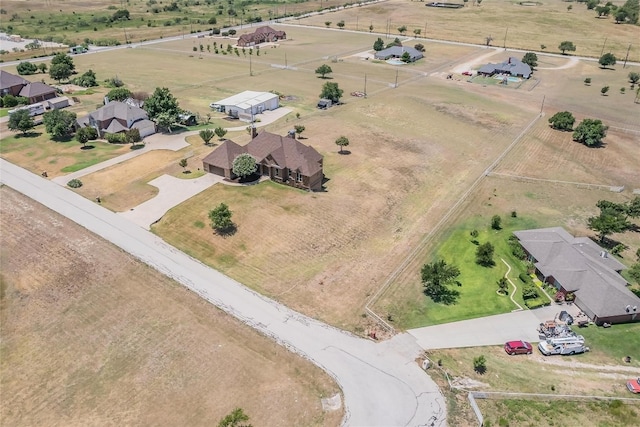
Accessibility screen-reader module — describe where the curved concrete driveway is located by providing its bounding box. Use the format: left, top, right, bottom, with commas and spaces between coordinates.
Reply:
1, 158, 446, 427
118, 173, 222, 229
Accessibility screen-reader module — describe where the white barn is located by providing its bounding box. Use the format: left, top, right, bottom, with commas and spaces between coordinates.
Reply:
210, 91, 279, 119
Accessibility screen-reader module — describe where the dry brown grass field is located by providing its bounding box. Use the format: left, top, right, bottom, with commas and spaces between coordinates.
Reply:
298, 0, 640, 62
0, 186, 341, 427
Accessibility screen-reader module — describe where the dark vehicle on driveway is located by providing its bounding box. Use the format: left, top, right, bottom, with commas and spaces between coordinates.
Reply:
504, 340, 533, 355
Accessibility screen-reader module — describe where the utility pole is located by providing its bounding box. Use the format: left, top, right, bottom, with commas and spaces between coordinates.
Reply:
424, 21, 427, 36
394, 69, 398, 88
285, 52, 287, 69
250, 52, 253, 76
623, 43, 631, 68
540, 94, 545, 115
600, 37, 607, 57
364, 73, 367, 97
503, 27, 508, 49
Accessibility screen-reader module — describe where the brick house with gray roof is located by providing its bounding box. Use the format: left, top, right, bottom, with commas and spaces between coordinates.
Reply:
514, 227, 640, 325
203, 130, 324, 191
1, 70, 57, 103
76, 101, 156, 138
478, 57, 532, 79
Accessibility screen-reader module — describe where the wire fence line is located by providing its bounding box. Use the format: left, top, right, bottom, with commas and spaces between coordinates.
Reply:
488, 172, 624, 192
364, 113, 543, 333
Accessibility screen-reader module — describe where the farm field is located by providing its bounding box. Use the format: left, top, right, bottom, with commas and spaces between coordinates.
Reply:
297, 0, 640, 62
0, 186, 341, 427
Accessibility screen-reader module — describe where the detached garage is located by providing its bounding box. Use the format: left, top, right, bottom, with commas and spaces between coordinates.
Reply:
210, 90, 279, 120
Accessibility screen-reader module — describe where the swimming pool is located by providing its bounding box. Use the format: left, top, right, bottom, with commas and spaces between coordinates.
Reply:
386, 58, 406, 65
494, 75, 521, 83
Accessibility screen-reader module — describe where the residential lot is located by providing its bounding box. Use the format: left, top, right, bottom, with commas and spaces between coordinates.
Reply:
0, 186, 341, 427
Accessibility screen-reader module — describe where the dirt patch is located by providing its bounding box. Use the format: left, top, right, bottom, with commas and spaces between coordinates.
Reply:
0, 187, 342, 427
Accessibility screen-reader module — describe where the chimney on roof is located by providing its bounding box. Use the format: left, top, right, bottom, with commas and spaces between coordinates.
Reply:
287, 129, 296, 139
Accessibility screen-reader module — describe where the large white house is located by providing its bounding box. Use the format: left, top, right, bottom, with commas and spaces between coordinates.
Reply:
210, 90, 279, 120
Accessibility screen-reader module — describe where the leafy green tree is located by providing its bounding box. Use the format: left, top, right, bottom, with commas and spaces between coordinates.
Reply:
521, 52, 538, 68
595, 5, 611, 16
599, 52, 617, 68
397, 25, 407, 35
37, 63, 47, 74
144, 87, 180, 129
179, 158, 188, 172
414, 43, 425, 52
369, 24, 374, 32
337, 20, 345, 29
111, 9, 130, 21
573, 119, 608, 146
335, 136, 350, 153
628, 72, 640, 86
49, 62, 72, 83
43, 109, 77, 139
215, 126, 227, 140
315, 64, 333, 79
615, 9, 629, 22
232, 153, 257, 178
421, 259, 461, 304
497, 277, 509, 294
218, 407, 252, 427
74, 69, 97, 87
209, 203, 234, 233
387, 37, 403, 48
16, 61, 38, 75
619, 0, 639, 23
473, 355, 487, 374
401, 51, 411, 63
373, 37, 384, 51
294, 125, 305, 138
491, 215, 502, 230
558, 41, 576, 54
584, 77, 592, 85
320, 82, 343, 104
629, 263, 640, 284
476, 242, 495, 267
624, 196, 640, 218
588, 204, 630, 242
601, 85, 610, 95
200, 128, 215, 145
8, 110, 35, 134
586, 0, 599, 10
75, 127, 92, 147
548, 111, 575, 131
413, 28, 421, 38
325, 21, 331, 27
106, 87, 133, 101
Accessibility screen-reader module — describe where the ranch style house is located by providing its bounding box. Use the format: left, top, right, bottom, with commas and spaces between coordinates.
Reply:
1, 70, 58, 104
514, 227, 640, 325
76, 101, 156, 138
478, 57, 532, 79
237, 26, 286, 47
203, 130, 324, 191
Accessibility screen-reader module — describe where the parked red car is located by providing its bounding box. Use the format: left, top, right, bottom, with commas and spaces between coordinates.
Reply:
627, 378, 640, 393
462, 71, 473, 76
504, 340, 533, 355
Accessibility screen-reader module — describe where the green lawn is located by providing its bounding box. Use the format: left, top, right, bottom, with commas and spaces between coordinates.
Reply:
0, 108, 9, 118
0, 128, 129, 176
394, 215, 540, 328
574, 323, 640, 367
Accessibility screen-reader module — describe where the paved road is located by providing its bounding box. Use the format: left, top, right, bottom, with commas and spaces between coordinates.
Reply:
408, 304, 582, 350
1, 158, 446, 427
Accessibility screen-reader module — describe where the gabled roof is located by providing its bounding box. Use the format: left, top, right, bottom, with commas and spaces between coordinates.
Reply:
104, 120, 128, 134
246, 131, 322, 176
0, 70, 28, 90
89, 101, 148, 123
18, 81, 57, 98
213, 91, 278, 109
479, 57, 531, 78
254, 26, 279, 35
514, 227, 639, 318
374, 46, 423, 60
202, 139, 247, 169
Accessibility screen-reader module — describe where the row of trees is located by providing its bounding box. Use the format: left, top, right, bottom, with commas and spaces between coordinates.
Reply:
589, 0, 639, 24
587, 197, 640, 243
548, 111, 608, 147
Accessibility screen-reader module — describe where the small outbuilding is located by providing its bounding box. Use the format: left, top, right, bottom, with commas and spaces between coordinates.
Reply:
210, 90, 279, 120
317, 98, 333, 109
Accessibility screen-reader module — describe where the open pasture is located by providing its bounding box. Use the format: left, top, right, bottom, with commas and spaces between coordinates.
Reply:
152, 77, 535, 328
0, 186, 341, 427
298, 0, 640, 61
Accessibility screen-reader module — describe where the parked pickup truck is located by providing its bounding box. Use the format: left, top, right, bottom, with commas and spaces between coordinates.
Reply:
538, 340, 589, 356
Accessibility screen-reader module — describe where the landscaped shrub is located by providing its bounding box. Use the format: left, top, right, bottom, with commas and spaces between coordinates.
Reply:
67, 179, 83, 188
518, 272, 531, 283
105, 132, 126, 144
525, 298, 550, 309
522, 284, 540, 300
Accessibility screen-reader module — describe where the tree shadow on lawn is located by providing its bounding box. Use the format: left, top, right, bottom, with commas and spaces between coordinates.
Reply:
425, 286, 461, 305
338, 150, 351, 155
80, 145, 95, 150
214, 224, 237, 238
130, 143, 145, 150
15, 131, 42, 138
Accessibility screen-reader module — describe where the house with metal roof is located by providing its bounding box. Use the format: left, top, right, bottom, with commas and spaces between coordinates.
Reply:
374, 46, 424, 62
514, 227, 640, 325
478, 57, 532, 79
76, 101, 156, 138
202, 130, 324, 191
210, 91, 279, 120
